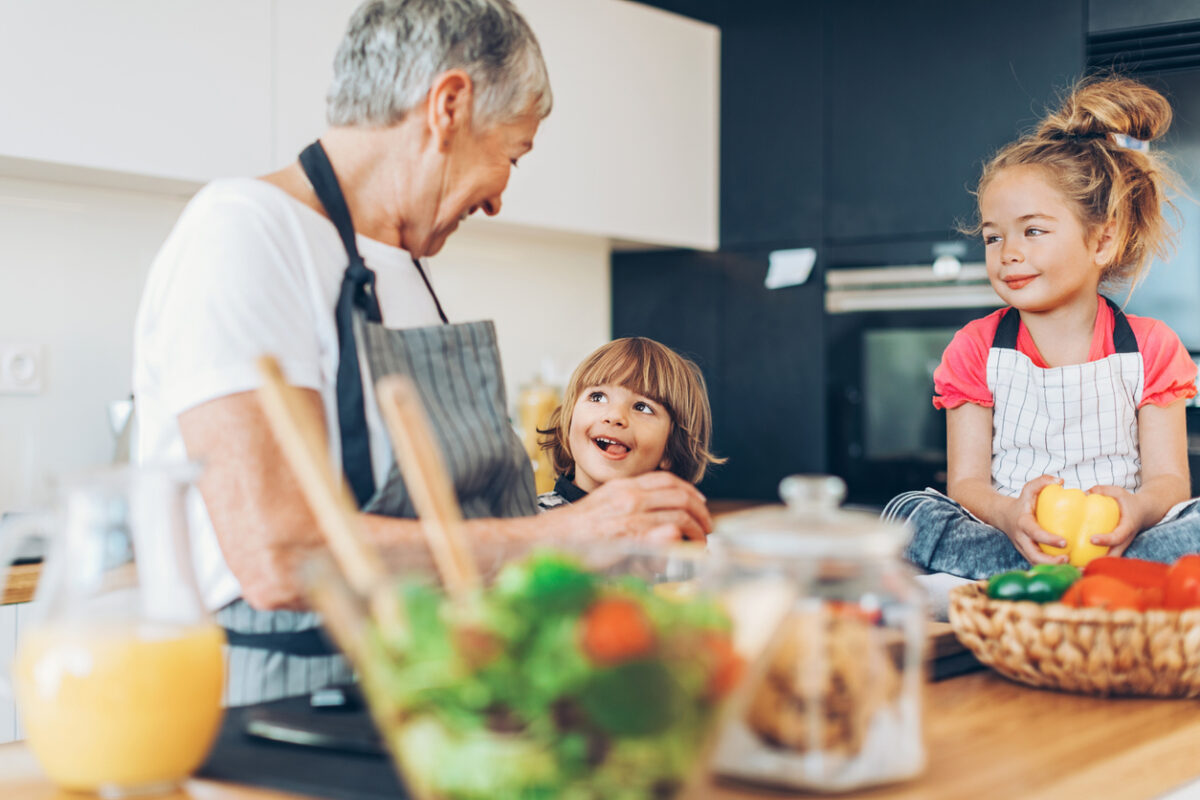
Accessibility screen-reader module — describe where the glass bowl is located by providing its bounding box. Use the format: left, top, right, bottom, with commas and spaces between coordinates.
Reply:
303, 541, 795, 800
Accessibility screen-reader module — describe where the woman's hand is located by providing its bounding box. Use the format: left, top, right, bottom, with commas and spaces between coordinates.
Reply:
1084, 485, 1142, 556
559, 472, 714, 542
1002, 475, 1069, 565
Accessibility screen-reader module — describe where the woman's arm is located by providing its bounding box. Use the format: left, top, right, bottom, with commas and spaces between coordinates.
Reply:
1089, 399, 1191, 554
945, 403, 1064, 564
180, 388, 713, 610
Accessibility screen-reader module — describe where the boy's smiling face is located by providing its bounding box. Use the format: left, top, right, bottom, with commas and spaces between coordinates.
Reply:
567, 383, 672, 492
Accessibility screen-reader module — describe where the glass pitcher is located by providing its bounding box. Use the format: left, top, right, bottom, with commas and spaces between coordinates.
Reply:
0, 463, 225, 797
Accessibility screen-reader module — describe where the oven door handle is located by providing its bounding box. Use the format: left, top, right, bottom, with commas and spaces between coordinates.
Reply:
825, 284, 1004, 313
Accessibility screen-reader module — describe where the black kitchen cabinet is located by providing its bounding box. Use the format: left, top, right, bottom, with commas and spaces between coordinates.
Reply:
1089, 0, 1200, 33
826, 0, 1086, 242
720, 2, 824, 248
612, 248, 825, 500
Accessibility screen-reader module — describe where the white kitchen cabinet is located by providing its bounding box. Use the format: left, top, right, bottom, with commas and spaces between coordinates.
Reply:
506, 0, 719, 250
272, 0, 719, 250
1, 0, 716, 248
271, 0, 361, 165
0, 0, 273, 182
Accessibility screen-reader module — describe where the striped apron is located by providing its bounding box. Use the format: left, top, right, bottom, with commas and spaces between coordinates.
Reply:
988, 297, 1143, 496
216, 141, 537, 707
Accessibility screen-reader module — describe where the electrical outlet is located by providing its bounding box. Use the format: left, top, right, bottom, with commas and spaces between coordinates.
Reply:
0, 344, 44, 394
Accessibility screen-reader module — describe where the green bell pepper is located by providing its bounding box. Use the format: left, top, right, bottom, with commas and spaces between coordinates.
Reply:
986, 564, 1081, 603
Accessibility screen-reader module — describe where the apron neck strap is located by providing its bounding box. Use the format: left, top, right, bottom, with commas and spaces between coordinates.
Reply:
994, 297, 1139, 354
299, 141, 382, 323
300, 141, 363, 262
412, 257, 449, 325
299, 139, 379, 506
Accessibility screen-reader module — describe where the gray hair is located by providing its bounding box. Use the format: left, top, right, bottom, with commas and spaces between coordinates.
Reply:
326, 0, 552, 128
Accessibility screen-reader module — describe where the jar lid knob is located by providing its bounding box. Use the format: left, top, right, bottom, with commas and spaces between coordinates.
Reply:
778, 475, 846, 514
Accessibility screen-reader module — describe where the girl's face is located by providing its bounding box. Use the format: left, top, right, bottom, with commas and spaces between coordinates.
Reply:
980, 165, 1113, 314
567, 383, 672, 492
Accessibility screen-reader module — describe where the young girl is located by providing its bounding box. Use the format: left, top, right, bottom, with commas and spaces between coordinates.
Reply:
537, 337, 724, 509
884, 77, 1200, 579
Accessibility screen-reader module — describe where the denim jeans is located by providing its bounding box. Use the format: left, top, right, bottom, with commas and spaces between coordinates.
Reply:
882, 488, 1200, 580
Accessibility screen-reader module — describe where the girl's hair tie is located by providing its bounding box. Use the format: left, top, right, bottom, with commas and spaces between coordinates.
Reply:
1048, 129, 1150, 152
1047, 130, 1105, 143
1111, 133, 1150, 153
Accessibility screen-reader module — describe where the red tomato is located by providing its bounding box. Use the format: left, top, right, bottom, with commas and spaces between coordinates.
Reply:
1057, 575, 1141, 611
580, 598, 656, 664
1059, 582, 1084, 607
1164, 555, 1200, 610
702, 633, 744, 698
1139, 585, 1165, 610
1083, 557, 1169, 590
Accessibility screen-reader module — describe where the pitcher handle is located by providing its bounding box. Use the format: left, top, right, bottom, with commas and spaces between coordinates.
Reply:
0, 512, 52, 699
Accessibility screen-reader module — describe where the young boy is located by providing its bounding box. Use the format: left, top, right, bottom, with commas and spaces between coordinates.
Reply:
537, 338, 723, 509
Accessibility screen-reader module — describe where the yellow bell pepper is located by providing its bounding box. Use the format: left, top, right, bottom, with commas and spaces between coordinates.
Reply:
1035, 485, 1118, 567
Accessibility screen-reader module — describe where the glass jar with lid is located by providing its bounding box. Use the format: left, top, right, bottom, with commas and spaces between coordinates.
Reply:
707, 475, 927, 793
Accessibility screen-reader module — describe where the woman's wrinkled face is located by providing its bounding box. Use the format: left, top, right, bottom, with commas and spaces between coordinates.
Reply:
420, 113, 539, 257
567, 384, 672, 493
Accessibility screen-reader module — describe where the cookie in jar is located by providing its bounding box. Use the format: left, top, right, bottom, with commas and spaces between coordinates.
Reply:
708, 476, 927, 792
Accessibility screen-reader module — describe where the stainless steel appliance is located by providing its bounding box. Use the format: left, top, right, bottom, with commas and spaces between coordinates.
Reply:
824, 257, 1003, 507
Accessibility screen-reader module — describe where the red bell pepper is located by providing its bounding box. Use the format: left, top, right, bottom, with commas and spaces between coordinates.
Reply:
1164, 554, 1200, 610
1083, 557, 1169, 590
1058, 574, 1142, 611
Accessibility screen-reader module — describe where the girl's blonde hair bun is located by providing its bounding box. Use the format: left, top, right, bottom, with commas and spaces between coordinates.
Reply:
974, 75, 1183, 292
1038, 75, 1172, 144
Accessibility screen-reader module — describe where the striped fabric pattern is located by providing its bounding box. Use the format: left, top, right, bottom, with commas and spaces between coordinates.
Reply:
215, 600, 355, 707
361, 319, 537, 521
218, 317, 538, 706
987, 347, 1144, 496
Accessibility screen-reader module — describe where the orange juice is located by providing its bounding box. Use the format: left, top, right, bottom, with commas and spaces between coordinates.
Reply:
519, 380, 560, 494
13, 621, 225, 793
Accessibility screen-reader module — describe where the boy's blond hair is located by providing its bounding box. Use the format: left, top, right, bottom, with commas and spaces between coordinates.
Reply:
539, 338, 724, 485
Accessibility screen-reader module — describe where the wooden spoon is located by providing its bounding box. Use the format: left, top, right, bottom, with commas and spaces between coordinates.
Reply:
375, 374, 481, 598
254, 356, 400, 629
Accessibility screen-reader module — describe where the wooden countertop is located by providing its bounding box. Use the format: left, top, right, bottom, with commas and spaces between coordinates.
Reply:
2, 669, 1199, 800
2, 563, 39, 605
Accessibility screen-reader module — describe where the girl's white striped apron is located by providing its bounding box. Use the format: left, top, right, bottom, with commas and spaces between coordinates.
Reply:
988, 297, 1144, 497
216, 141, 537, 707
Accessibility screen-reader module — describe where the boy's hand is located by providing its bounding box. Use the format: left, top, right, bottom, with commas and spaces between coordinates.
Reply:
1005, 475, 1069, 565
1084, 485, 1140, 556
566, 472, 713, 542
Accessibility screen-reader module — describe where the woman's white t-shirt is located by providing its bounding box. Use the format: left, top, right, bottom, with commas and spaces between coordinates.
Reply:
133, 178, 444, 610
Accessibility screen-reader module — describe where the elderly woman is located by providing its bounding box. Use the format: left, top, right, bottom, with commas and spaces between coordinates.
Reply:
133, 0, 711, 706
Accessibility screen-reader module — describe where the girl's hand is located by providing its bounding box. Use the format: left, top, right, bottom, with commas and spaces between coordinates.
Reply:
1084, 485, 1141, 556
1005, 475, 1069, 565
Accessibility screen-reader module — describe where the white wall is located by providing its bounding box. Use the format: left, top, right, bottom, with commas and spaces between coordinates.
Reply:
430, 220, 612, 395
0, 177, 187, 512
0, 178, 610, 514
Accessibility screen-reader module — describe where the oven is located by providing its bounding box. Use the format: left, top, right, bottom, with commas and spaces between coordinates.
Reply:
824, 257, 1003, 508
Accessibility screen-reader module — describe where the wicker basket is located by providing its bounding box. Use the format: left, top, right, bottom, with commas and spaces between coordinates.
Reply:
948, 581, 1200, 697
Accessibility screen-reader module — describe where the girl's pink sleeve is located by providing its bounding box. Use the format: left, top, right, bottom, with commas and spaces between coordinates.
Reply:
933, 323, 994, 410
1135, 318, 1198, 408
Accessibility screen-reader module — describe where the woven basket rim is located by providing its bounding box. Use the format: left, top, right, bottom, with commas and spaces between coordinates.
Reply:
950, 580, 1200, 624
948, 580, 1200, 697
